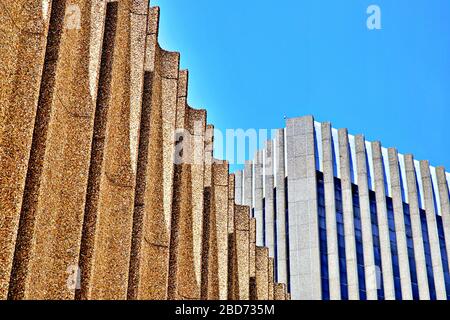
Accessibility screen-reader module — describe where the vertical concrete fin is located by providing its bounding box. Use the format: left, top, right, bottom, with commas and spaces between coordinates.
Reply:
436, 167, 450, 275
268, 257, 275, 300
204, 161, 229, 299
264, 140, 276, 259
321, 122, 341, 300
175, 70, 188, 129
77, 1, 119, 300
337, 128, 359, 300
419, 161, 447, 299
235, 170, 243, 205
243, 160, 253, 208
372, 141, 396, 299
0, 0, 53, 300
87, 0, 137, 299
387, 148, 413, 300
254, 150, 264, 247
129, 4, 149, 173
233, 205, 251, 300
188, 107, 206, 288
228, 174, 236, 234
404, 154, 430, 299
9, 0, 99, 300
250, 218, 257, 278
204, 125, 214, 188
274, 283, 286, 300
354, 135, 377, 300
286, 116, 321, 300
144, 6, 159, 72
274, 128, 288, 285
255, 247, 269, 300
89, 1, 108, 102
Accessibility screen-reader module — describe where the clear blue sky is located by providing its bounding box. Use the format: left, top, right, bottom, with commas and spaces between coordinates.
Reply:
153, 0, 450, 172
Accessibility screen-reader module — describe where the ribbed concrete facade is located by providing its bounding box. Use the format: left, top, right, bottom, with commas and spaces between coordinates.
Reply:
0, 1, 288, 300
236, 115, 450, 300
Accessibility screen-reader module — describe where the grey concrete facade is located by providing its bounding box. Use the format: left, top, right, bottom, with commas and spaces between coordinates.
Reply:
285, 116, 321, 300
234, 116, 449, 300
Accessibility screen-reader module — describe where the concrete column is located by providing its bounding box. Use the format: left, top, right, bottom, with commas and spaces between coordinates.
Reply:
404, 155, 430, 299
338, 129, 360, 300
255, 247, 269, 300
167, 71, 206, 300
232, 205, 251, 300
420, 161, 447, 299
436, 167, 450, 273
275, 128, 288, 285
200, 124, 214, 299
321, 123, 341, 300
235, 170, 243, 205
0, 0, 51, 299
372, 142, 396, 299
250, 218, 257, 277
243, 160, 253, 209
274, 283, 287, 300
254, 151, 264, 246
11, 0, 133, 300
286, 116, 321, 300
268, 258, 275, 300
209, 161, 230, 300
229, 174, 236, 234
354, 135, 378, 300
188, 108, 207, 291
388, 148, 413, 300
264, 141, 276, 258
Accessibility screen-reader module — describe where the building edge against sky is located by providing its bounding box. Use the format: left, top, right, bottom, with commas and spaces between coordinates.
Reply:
235, 115, 450, 300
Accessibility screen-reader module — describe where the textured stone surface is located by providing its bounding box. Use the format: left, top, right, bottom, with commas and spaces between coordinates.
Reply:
0, 0, 51, 300
0, 1, 297, 302
255, 247, 269, 300
232, 205, 251, 300
274, 283, 286, 300
8, 0, 107, 300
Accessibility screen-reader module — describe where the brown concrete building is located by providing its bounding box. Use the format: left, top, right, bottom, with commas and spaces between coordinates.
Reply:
0, 1, 286, 300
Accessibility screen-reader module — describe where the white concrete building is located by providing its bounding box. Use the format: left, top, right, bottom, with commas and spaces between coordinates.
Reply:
235, 115, 450, 300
